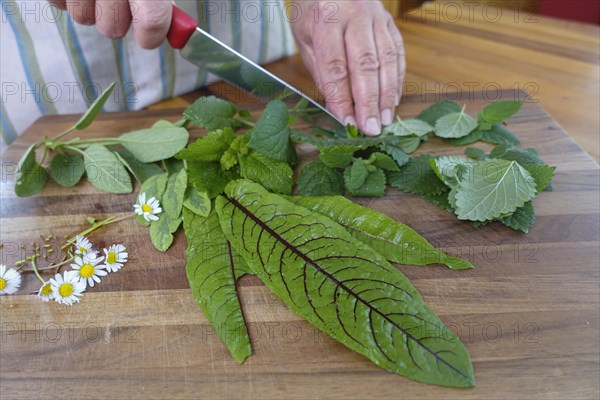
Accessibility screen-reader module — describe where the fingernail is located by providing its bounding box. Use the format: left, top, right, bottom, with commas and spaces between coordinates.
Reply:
344, 116, 357, 127
395, 93, 400, 106
381, 109, 393, 126
365, 117, 381, 136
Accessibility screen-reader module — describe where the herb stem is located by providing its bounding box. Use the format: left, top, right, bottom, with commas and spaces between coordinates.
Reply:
30, 257, 46, 284
235, 118, 255, 128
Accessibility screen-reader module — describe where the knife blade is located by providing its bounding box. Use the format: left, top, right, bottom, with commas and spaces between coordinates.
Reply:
167, 5, 344, 131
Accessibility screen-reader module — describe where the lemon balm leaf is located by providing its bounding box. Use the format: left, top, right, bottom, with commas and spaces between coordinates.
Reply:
248, 100, 296, 163
479, 100, 523, 125
416, 100, 461, 125
383, 117, 433, 137
434, 106, 478, 139
184, 96, 238, 130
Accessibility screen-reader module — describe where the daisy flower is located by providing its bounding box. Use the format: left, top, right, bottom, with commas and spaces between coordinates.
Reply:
0, 264, 21, 295
134, 192, 162, 221
50, 270, 86, 305
38, 282, 54, 302
73, 235, 93, 256
71, 252, 107, 287
103, 244, 128, 273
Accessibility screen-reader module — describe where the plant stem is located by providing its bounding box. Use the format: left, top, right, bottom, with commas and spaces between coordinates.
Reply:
61, 213, 135, 251
30, 257, 45, 284
235, 118, 255, 128
63, 145, 86, 156
51, 127, 75, 141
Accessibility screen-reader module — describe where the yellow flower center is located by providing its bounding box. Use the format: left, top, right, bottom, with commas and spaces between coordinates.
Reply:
59, 283, 74, 297
79, 246, 87, 253
141, 204, 152, 213
41, 283, 53, 296
80, 264, 95, 278
107, 252, 117, 264
0, 277, 6, 290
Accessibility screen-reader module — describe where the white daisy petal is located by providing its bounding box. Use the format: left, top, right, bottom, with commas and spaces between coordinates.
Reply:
0, 264, 22, 295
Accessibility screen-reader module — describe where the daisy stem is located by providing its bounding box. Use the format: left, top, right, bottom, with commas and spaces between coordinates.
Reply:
29, 257, 46, 284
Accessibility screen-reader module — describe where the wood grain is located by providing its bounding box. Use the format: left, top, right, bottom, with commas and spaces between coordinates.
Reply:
1, 84, 599, 399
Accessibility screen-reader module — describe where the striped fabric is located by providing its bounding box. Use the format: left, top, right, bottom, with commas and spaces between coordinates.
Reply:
0, 0, 296, 153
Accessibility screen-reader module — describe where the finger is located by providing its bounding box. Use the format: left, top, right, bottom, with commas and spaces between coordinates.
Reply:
129, 0, 172, 49
374, 23, 398, 126
48, 0, 67, 10
66, 0, 96, 25
388, 19, 406, 104
313, 24, 355, 127
346, 22, 381, 136
96, 0, 131, 39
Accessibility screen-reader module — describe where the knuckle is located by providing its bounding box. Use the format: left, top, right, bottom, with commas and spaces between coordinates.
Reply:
137, 8, 170, 35
323, 59, 349, 83
380, 48, 398, 66
356, 52, 379, 72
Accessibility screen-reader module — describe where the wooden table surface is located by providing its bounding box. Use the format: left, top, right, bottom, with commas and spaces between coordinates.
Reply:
2, 5, 600, 400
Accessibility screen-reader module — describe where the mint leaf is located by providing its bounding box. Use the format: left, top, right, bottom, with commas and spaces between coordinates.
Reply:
239, 152, 293, 195
347, 168, 387, 196
184, 96, 238, 130
183, 186, 211, 217
524, 164, 556, 193
454, 159, 537, 221
480, 124, 520, 146
15, 144, 47, 197
188, 161, 238, 199
176, 128, 235, 162
74, 82, 116, 130
489, 145, 543, 165
162, 169, 187, 218
114, 149, 163, 184
434, 106, 478, 138
50, 153, 85, 187
320, 144, 363, 168
500, 201, 535, 233
83, 144, 132, 194
383, 117, 432, 137
416, 100, 461, 125
387, 155, 448, 196
220, 149, 238, 171
368, 152, 400, 171
448, 129, 483, 146
343, 159, 369, 191
248, 100, 295, 163
379, 143, 410, 166
120, 126, 189, 163
479, 100, 523, 125
296, 160, 344, 196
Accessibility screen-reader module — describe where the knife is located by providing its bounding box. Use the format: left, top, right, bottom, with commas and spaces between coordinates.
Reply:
167, 5, 344, 131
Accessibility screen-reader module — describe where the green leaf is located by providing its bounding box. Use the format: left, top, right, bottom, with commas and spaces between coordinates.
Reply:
238, 152, 292, 195
368, 152, 400, 171
220, 150, 238, 171
499, 201, 535, 233
448, 129, 483, 146
288, 195, 473, 270
454, 159, 537, 221
83, 145, 132, 194
74, 82, 116, 130
176, 128, 236, 162
464, 147, 486, 160
489, 145, 543, 165
479, 100, 523, 125
162, 169, 187, 218
387, 155, 448, 196
346, 168, 387, 197
216, 180, 475, 387
430, 156, 471, 189
15, 144, 47, 197
114, 149, 163, 184
183, 186, 211, 217
524, 164, 556, 193
137, 173, 168, 227
320, 144, 363, 168
296, 160, 344, 196
383, 117, 433, 137
183, 96, 238, 130
149, 213, 180, 252
416, 100, 461, 126
343, 159, 369, 191
50, 153, 85, 187
434, 106, 478, 139
480, 124, 520, 146
248, 100, 295, 163
394, 135, 422, 154
379, 143, 410, 166
188, 161, 238, 199
422, 190, 453, 212
120, 127, 189, 163
182, 209, 252, 363
162, 158, 184, 174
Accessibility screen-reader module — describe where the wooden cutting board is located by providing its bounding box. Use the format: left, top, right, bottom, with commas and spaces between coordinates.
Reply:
1, 92, 598, 399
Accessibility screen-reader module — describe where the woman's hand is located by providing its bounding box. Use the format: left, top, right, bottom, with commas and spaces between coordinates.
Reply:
47, 0, 172, 49
290, 1, 406, 136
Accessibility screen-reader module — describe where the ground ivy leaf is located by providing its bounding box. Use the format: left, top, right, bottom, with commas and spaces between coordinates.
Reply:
83, 144, 132, 194
434, 106, 478, 138
50, 153, 85, 187
320, 144, 363, 168
387, 155, 448, 196
288, 195, 473, 269
379, 143, 410, 166
183, 96, 238, 130
137, 173, 168, 227
216, 180, 475, 387
296, 160, 344, 196
238, 152, 292, 195
479, 100, 523, 125
188, 161, 239, 199
347, 168, 387, 197
182, 208, 252, 363
499, 201, 535, 233
343, 159, 369, 191
448, 129, 483, 146
489, 145, 543, 165
416, 100, 462, 125
454, 159, 537, 221
74, 82, 116, 130
248, 100, 295, 163
15, 144, 47, 197
368, 152, 400, 171
176, 128, 235, 162
183, 186, 211, 216
383, 117, 433, 137
162, 169, 187, 218
114, 149, 163, 184
524, 164, 556, 193
120, 126, 189, 163
480, 124, 520, 146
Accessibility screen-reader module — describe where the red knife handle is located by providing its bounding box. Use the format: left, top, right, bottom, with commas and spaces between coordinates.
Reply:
167, 5, 198, 49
